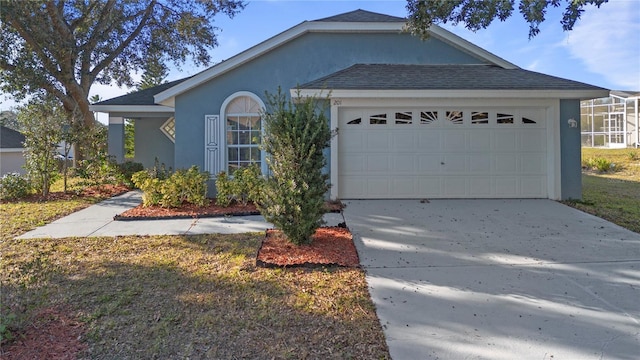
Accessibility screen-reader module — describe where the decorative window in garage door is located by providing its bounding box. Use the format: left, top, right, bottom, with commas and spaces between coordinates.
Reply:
420, 111, 438, 125
395, 112, 412, 124
370, 113, 387, 125
471, 112, 489, 125
347, 117, 362, 125
497, 113, 515, 124
446, 111, 464, 125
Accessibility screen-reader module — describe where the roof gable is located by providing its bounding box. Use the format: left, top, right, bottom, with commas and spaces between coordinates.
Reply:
314, 9, 405, 22
152, 10, 517, 107
1, 126, 25, 148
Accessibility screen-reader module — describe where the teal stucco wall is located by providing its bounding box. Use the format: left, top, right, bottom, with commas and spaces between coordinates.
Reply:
560, 99, 583, 200
134, 117, 175, 170
173, 31, 485, 173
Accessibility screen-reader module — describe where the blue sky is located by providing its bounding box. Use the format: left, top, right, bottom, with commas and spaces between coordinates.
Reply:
1, 0, 638, 111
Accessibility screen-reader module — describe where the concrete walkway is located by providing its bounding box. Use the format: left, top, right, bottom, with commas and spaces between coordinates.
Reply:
343, 199, 640, 360
17, 191, 344, 239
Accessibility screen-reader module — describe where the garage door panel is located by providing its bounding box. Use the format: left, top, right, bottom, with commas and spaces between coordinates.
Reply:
494, 131, 518, 151
469, 131, 492, 151
340, 131, 363, 152
520, 130, 546, 151
366, 154, 390, 172
340, 176, 365, 198
391, 131, 417, 150
494, 154, 518, 173
469, 177, 492, 196
520, 177, 546, 196
366, 177, 390, 196
443, 132, 467, 152
418, 132, 441, 151
495, 177, 519, 197
443, 177, 467, 197
469, 154, 491, 173
520, 153, 546, 174
391, 178, 416, 197
443, 154, 467, 173
366, 132, 390, 151
417, 177, 442, 196
419, 155, 443, 173
340, 154, 365, 173
394, 156, 416, 173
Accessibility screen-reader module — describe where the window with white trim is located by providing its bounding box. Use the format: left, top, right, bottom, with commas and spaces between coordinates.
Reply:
225, 96, 262, 172
161, 117, 176, 142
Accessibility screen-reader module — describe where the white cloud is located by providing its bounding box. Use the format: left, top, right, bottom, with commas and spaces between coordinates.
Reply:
563, 0, 640, 90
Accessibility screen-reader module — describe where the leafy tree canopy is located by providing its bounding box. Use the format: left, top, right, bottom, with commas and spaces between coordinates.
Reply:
0, 0, 245, 131
405, 0, 609, 39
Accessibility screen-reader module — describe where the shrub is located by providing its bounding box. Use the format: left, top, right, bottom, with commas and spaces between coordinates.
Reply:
258, 88, 332, 245
215, 171, 234, 207
215, 165, 265, 207
583, 157, 615, 173
131, 170, 163, 206
160, 166, 209, 207
117, 161, 144, 186
132, 166, 209, 207
628, 151, 638, 161
76, 154, 121, 186
0, 173, 31, 200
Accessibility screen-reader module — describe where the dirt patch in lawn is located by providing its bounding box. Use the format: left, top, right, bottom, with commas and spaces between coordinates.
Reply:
257, 227, 359, 268
1, 306, 87, 360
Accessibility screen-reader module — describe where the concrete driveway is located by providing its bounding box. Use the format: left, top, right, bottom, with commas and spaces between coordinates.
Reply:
343, 199, 640, 360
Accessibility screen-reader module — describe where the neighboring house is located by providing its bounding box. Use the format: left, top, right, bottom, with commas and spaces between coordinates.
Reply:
580, 91, 640, 148
0, 125, 26, 175
91, 9, 608, 200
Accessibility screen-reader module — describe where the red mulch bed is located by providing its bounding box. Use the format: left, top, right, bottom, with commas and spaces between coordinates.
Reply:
115, 199, 260, 220
257, 227, 359, 268
115, 200, 344, 220
1, 307, 87, 360
1, 184, 130, 203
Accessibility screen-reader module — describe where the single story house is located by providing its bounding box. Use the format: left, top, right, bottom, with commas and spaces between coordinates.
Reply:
0, 125, 26, 175
91, 9, 609, 200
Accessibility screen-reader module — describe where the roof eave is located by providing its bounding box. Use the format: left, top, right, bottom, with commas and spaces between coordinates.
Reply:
89, 104, 175, 113
427, 26, 517, 69
293, 88, 610, 100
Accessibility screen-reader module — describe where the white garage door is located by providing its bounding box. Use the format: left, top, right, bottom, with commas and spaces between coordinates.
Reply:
338, 107, 548, 199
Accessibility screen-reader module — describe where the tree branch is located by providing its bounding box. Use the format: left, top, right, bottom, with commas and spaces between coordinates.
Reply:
89, 0, 157, 78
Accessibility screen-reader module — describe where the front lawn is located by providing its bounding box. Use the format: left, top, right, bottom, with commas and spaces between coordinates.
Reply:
1, 234, 389, 359
563, 148, 640, 233
1, 179, 390, 359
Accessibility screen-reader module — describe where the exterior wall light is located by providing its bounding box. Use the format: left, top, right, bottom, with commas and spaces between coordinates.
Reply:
568, 118, 578, 128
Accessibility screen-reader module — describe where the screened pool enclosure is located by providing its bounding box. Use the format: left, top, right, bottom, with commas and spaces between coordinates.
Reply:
581, 91, 640, 148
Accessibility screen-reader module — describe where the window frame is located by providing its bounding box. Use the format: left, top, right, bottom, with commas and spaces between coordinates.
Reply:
220, 92, 266, 174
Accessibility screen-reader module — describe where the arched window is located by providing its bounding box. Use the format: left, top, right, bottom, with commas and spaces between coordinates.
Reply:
222, 93, 264, 173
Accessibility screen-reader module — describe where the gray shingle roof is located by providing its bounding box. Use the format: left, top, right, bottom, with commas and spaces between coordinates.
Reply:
314, 9, 405, 23
1, 126, 25, 148
299, 64, 607, 91
93, 77, 190, 106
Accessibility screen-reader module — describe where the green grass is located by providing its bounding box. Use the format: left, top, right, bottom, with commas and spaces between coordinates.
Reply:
1, 235, 389, 359
0, 177, 114, 240
564, 148, 640, 233
1, 178, 390, 359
